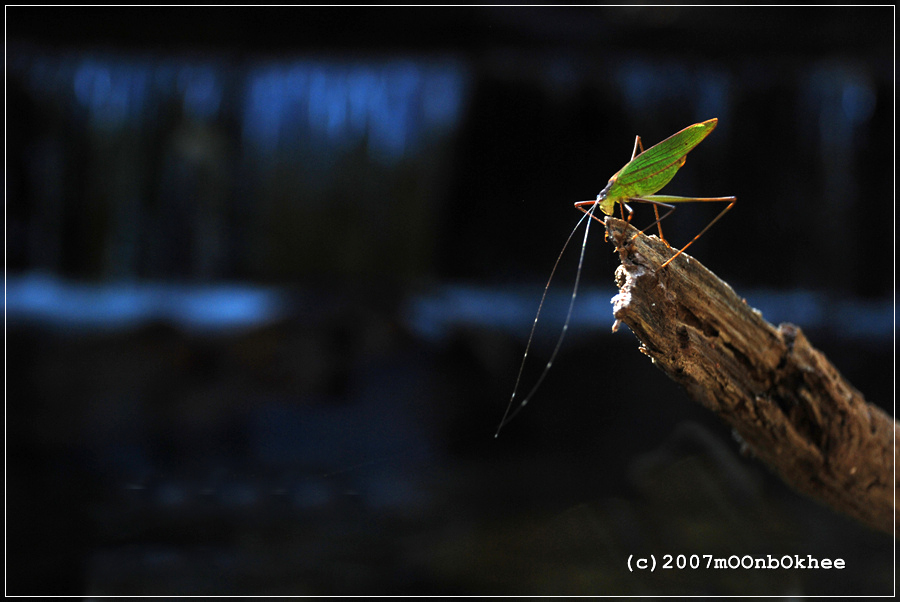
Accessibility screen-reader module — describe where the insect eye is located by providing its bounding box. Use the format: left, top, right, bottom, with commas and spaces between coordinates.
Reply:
599, 182, 612, 200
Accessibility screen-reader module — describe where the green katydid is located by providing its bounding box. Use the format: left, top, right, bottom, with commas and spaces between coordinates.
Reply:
574, 117, 736, 269
496, 119, 735, 436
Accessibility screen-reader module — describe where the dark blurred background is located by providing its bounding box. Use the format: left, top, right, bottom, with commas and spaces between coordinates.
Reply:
7, 6, 894, 595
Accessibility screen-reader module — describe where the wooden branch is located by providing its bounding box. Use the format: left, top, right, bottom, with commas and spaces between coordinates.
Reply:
604, 217, 896, 536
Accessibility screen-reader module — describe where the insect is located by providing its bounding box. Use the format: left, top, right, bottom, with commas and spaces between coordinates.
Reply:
496, 119, 735, 436
574, 117, 736, 269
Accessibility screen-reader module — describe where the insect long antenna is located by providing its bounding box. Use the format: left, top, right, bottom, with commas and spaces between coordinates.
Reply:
495, 202, 597, 437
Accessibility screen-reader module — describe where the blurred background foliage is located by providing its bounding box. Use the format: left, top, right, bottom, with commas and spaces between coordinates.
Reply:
7, 6, 894, 595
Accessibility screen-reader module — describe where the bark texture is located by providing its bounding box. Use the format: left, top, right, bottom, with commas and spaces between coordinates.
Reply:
605, 217, 896, 536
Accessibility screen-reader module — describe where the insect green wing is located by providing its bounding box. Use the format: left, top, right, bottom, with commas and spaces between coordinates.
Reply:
604, 118, 719, 201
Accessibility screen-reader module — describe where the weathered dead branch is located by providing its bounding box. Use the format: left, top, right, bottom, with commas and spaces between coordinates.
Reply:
605, 217, 896, 536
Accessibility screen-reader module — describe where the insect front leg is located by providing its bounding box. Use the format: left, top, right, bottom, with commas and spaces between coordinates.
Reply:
574, 201, 607, 225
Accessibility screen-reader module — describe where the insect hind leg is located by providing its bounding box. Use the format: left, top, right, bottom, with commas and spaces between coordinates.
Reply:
627, 197, 677, 243
659, 198, 736, 269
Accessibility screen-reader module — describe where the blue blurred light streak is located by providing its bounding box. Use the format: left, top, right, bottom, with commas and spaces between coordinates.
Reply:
6, 272, 285, 334
6, 273, 892, 343
16, 48, 466, 165
404, 284, 893, 344
242, 59, 465, 164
